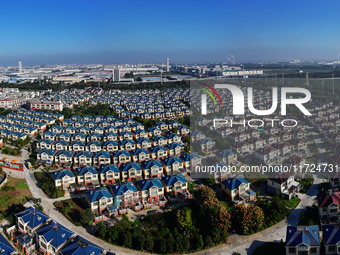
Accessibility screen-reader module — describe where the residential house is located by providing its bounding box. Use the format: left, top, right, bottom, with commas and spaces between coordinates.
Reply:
99, 164, 120, 184
221, 177, 256, 204
36, 221, 75, 255
112, 150, 131, 166
267, 172, 301, 199
16, 207, 50, 236
110, 182, 142, 210
103, 140, 119, 152
285, 225, 320, 255
138, 178, 166, 207
322, 224, 340, 255
50, 169, 76, 191
54, 150, 74, 167
161, 174, 188, 196
76, 166, 99, 188
73, 151, 92, 168
141, 160, 164, 179
120, 162, 143, 181
61, 236, 103, 255
130, 148, 150, 162
37, 149, 56, 165
85, 187, 114, 215
216, 150, 238, 165
317, 190, 340, 223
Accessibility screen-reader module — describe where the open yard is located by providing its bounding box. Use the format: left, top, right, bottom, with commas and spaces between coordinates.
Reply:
0, 177, 32, 219
54, 198, 88, 226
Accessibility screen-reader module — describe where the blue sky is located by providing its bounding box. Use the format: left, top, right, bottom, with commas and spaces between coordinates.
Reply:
1, 0, 340, 65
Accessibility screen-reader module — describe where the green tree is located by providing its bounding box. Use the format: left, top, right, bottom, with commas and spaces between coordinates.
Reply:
205, 236, 214, 247
108, 228, 118, 242
80, 208, 95, 225
145, 235, 154, 251
176, 207, 193, 230
96, 222, 107, 238
123, 231, 132, 248
233, 204, 265, 235
158, 238, 167, 253
195, 235, 204, 250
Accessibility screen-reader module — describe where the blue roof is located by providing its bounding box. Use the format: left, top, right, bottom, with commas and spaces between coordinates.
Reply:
141, 159, 163, 169
0, 233, 16, 255
112, 150, 130, 157
138, 178, 164, 190
130, 148, 149, 156
36, 221, 74, 249
103, 140, 118, 146
76, 166, 97, 176
86, 141, 101, 147
75, 151, 92, 158
161, 157, 182, 166
322, 224, 340, 245
162, 174, 187, 186
93, 151, 110, 158
136, 138, 152, 144
216, 150, 237, 158
85, 187, 112, 202
16, 206, 49, 229
39, 139, 54, 145
99, 164, 119, 174
103, 132, 117, 138
55, 150, 74, 157
120, 139, 136, 146
50, 169, 75, 180
286, 225, 320, 246
38, 149, 56, 156
111, 182, 138, 196
164, 143, 182, 150
149, 146, 167, 153
180, 153, 200, 161
120, 162, 142, 172
221, 178, 248, 190
57, 132, 72, 138
72, 133, 86, 138
53, 140, 69, 146
61, 236, 103, 255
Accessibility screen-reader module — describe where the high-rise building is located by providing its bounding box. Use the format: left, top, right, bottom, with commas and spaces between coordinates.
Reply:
18, 60, 22, 73
113, 68, 121, 82
166, 58, 170, 73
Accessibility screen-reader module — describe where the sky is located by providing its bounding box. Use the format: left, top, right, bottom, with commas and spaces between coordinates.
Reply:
1, 0, 340, 65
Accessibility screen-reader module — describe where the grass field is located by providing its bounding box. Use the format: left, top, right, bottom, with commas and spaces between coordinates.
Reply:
0, 195, 10, 204
285, 196, 301, 208
0, 177, 32, 219
17, 183, 28, 189
54, 198, 88, 226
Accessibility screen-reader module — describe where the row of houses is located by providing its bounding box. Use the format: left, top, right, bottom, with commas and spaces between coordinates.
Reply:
36, 143, 191, 168
12, 207, 106, 255
49, 154, 199, 188
83, 173, 189, 215
38, 130, 184, 145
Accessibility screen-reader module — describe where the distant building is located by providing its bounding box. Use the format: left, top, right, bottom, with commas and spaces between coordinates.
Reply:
19, 60, 22, 73
166, 58, 170, 72
28, 99, 63, 111
52, 76, 79, 84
